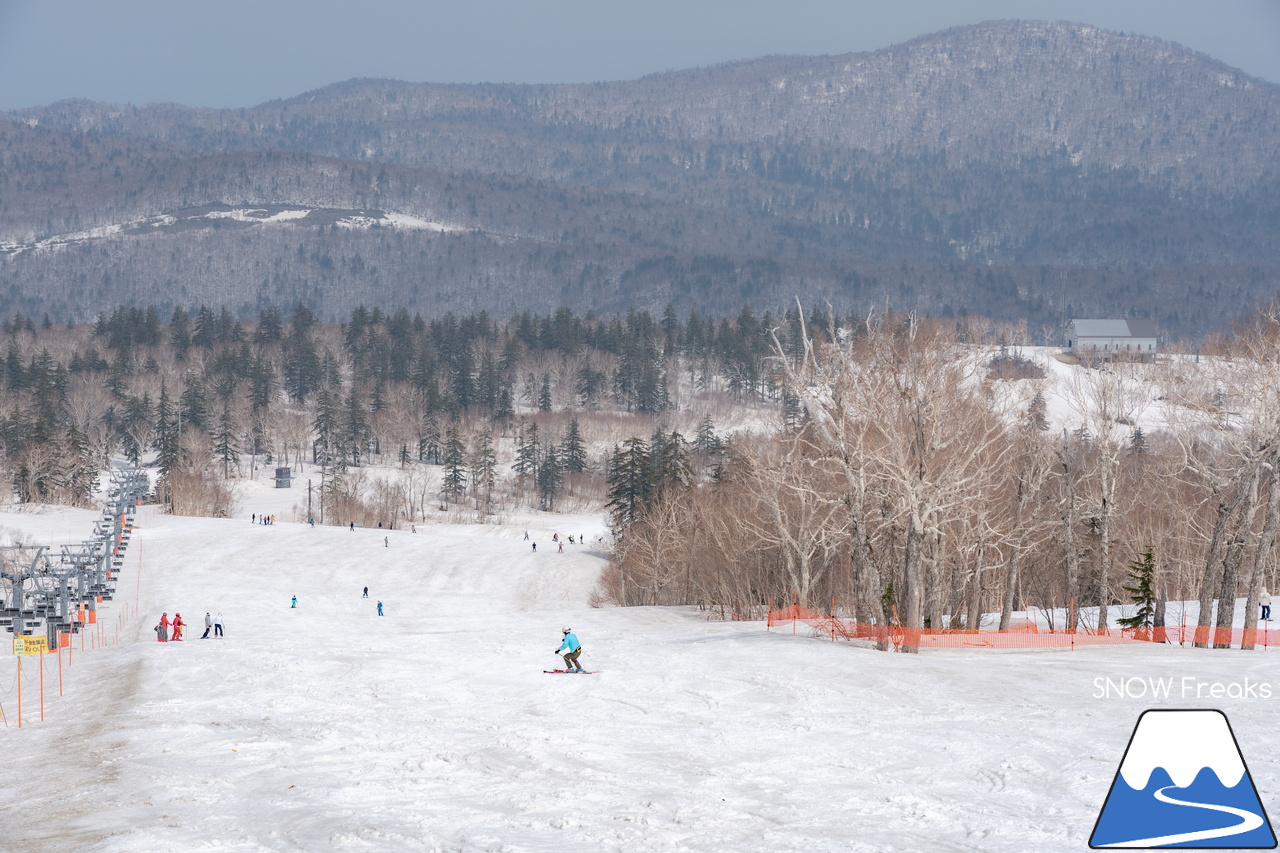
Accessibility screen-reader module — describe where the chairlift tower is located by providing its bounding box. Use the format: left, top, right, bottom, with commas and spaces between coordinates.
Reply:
0, 545, 51, 639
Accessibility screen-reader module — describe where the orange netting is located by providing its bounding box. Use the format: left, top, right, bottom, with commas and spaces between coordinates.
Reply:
766, 605, 1280, 650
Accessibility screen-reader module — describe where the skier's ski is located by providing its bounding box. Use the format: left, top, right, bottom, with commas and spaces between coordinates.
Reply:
543, 669, 598, 674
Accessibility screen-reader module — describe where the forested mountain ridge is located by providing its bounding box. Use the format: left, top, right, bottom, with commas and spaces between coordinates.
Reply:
2, 20, 1278, 333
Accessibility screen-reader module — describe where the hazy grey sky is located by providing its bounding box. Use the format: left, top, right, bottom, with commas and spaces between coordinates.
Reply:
1, 0, 1277, 111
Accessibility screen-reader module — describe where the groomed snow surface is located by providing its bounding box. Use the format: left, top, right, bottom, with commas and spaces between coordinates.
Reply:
1, 502, 1278, 852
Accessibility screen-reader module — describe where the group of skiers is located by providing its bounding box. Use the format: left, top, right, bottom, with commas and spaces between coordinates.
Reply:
359, 587, 384, 615
155, 611, 223, 642
526, 531, 587, 553
251, 513, 276, 525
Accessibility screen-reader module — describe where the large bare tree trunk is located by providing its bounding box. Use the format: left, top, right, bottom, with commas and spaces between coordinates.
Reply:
1243, 463, 1280, 649
1056, 438, 1083, 630
926, 525, 944, 631
902, 511, 925, 653
1096, 492, 1113, 630
848, 500, 888, 649
1196, 482, 1249, 648
1000, 442, 1045, 630
1214, 467, 1261, 647
966, 539, 987, 631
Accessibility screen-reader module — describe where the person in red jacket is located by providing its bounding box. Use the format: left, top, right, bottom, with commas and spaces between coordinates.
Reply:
171, 612, 185, 641
158, 612, 170, 642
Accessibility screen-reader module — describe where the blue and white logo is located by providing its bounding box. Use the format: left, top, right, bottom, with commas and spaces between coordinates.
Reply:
1091, 709, 1276, 848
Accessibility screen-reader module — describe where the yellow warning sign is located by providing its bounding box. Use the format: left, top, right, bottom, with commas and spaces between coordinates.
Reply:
11, 636, 48, 656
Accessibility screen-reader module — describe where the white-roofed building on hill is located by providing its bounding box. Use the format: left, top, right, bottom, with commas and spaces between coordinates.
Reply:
1065, 319, 1158, 362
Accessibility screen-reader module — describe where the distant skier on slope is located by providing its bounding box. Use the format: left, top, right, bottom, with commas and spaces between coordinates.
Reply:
555, 628, 584, 672
171, 613, 185, 641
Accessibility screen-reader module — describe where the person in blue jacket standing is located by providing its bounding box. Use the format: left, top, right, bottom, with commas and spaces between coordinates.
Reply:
555, 628, 584, 672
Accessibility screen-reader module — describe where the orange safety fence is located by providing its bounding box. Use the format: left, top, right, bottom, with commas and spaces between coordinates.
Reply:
766, 605, 1280, 650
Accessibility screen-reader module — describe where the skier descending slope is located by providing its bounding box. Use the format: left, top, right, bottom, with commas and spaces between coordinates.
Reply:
553, 628, 585, 673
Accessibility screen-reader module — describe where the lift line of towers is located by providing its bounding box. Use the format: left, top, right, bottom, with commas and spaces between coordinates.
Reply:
0, 469, 148, 651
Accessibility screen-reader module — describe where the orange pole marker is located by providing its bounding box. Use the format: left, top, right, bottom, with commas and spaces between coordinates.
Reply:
16, 659, 22, 728
39, 652, 44, 722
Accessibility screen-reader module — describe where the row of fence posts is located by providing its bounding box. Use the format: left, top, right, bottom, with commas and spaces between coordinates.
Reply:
767, 592, 1270, 651
1, 468, 148, 727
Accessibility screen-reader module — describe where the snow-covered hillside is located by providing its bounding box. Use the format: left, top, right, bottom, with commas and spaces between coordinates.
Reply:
1, 497, 1277, 852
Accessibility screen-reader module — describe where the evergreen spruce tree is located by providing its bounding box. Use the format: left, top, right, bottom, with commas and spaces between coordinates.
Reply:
441, 424, 467, 503
650, 428, 691, 495
312, 388, 339, 462
561, 417, 587, 474
537, 444, 563, 510
1028, 391, 1050, 431
605, 437, 652, 531
153, 383, 180, 475
495, 387, 515, 423
4, 341, 22, 390
513, 420, 541, 499
343, 387, 370, 466
1129, 427, 1148, 454
1118, 547, 1158, 639
213, 400, 240, 477
193, 305, 218, 348
119, 393, 153, 465
106, 358, 130, 399
255, 306, 284, 343
469, 428, 498, 512
169, 307, 191, 360
451, 346, 475, 409
249, 353, 274, 411
62, 422, 98, 502
539, 372, 553, 412
694, 416, 717, 454
179, 374, 208, 432
282, 332, 322, 402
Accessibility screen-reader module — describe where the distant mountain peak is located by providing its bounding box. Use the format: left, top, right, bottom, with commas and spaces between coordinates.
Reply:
1, 19, 1277, 330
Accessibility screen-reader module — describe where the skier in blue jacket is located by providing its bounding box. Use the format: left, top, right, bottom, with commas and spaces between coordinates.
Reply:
555, 628, 584, 672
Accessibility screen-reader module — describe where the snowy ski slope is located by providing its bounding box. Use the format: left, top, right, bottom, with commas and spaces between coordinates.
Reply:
0, 495, 1277, 852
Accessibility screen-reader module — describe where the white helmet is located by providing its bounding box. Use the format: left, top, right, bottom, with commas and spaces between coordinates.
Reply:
562, 627, 572, 634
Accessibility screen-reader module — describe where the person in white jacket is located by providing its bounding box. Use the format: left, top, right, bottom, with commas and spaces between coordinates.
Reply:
1261, 589, 1272, 621
213, 613, 224, 638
